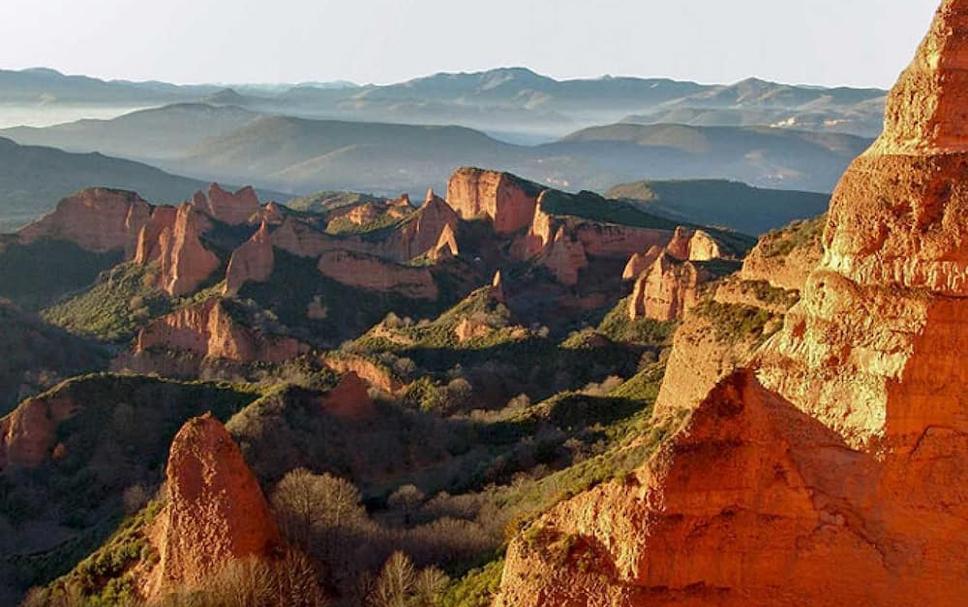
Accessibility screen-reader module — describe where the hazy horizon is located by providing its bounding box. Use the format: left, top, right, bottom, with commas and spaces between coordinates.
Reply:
0, 0, 941, 89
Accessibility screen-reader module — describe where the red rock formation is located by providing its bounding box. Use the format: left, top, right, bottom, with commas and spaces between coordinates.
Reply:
500, 370, 966, 607
381, 189, 461, 261
323, 353, 405, 395
517, 198, 675, 285
271, 216, 343, 258
149, 204, 221, 297
874, 0, 968, 155
18, 188, 150, 256
134, 206, 178, 265
224, 222, 274, 295
152, 414, 281, 595
622, 245, 664, 280
628, 253, 713, 321
740, 217, 824, 291
624, 229, 725, 283
755, 0, 968, 445
454, 317, 494, 343
256, 201, 288, 225
0, 392, 77, 470
664, 226, 692, 259
685, 229, 722, 261
541, 226, 589, 286
317, 250, 438, 300
429, 222, 460, 261
491, 270, 507, 303
320, 372, 375, 420
133, 299, 306, 364
191, 184, 260, 226
498, 3, 968, 604
447, 167, 541, 234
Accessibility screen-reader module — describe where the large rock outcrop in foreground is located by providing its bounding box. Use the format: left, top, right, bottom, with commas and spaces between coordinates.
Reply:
150, 414, 281, 596
446, 167, 543, 234
18, 188, 150, 255
497, 2, 968, 604
500, 371, 965, 607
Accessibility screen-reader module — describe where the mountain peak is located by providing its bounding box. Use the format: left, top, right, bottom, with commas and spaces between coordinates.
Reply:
875, 0, 968, 153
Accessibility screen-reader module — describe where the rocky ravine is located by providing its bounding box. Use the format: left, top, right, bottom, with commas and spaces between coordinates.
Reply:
496, 2, 968, 605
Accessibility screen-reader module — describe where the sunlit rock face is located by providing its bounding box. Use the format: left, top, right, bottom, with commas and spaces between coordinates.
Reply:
191, 183, 260, 226
18, 188, 150, 255
496, 2, 968, 604
224, 221, 274, 295
628, 253, 713, 321
150, 415, 281, 597
446, 167, 541, 234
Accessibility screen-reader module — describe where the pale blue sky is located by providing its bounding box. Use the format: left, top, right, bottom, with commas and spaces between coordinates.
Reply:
0, 0, 942, 87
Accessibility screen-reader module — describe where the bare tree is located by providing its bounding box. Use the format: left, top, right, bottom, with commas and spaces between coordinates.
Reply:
270, 468, 364, 552
369, 551, 415, 607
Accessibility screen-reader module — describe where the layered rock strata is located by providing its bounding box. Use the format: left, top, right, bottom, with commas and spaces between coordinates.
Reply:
497, 2, 968, 604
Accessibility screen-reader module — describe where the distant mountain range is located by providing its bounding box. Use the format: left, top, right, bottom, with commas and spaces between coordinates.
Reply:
0, 67, 876, 228
1, 103, 870, 197
0, 67, 886, 139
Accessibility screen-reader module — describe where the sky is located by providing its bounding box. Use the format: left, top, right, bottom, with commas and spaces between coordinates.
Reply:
0, 0, 943, 88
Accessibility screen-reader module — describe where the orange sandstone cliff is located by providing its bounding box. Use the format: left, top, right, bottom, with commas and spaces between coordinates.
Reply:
447, 167, 542, 234
190, 183, 261, 226
627, 253, 717, 321
18, 188, 150, 256
496, 2, 968, 605
224, 222, 275, 295
149, 415, 281, 597
317, 250, 439, 300
128, 299, 307, 366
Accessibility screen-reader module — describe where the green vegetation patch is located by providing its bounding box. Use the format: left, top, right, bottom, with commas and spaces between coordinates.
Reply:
758, 214, 826, 259
42, 262, 170, 342
693, 299, 780, 345
441, 558, 505, 607
29, 499, 164, 606
286, 190, 384, 214
597, 297, 677, 346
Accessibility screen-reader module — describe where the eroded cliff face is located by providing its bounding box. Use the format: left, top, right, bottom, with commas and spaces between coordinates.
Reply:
447, 167, 542, 234
130, 299, 306, 365
500, 370, 966, 607
271, 216, 342, 258
191, 184, 261, 226
224, 222, 275, 295
515, 197, 678, 286
498, 2, 968, 604
377, 190, 461, 262
149, 415, 281, 597
0, 392, 77, 470
739, 216, 824, 292
18, 188, 150, 256
317, 250, 439, 300
628, 253, 714, 321
155, 205, 220, 297
755, 0, 968, 448
323, 353, 406, 395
